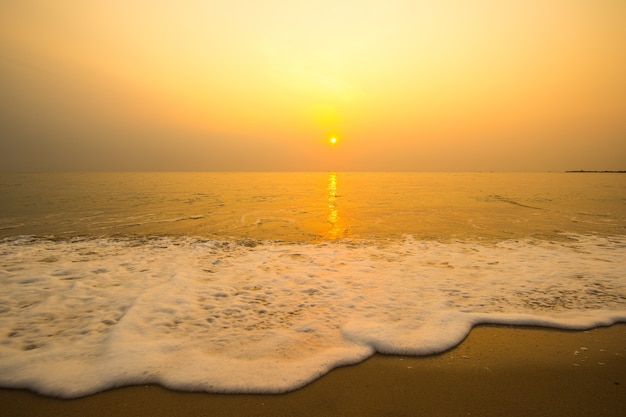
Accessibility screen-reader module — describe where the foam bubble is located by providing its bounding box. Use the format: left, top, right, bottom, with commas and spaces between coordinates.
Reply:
0, 235, 625, 397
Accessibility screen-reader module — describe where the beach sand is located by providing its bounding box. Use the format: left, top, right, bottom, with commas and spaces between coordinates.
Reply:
1, 324, 624, 417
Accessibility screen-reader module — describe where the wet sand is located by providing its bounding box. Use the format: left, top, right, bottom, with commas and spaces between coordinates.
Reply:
1, 324, 625, 417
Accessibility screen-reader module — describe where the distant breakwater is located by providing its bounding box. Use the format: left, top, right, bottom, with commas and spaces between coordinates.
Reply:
565, 170, 626, 173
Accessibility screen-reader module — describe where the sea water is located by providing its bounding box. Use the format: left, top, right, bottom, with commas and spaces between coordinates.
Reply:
0, 172, 625, 397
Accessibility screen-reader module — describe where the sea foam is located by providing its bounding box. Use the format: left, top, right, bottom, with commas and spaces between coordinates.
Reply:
1, 235, 625, 397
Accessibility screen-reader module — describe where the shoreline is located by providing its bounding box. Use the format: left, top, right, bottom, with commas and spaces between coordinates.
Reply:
1, 323, 625, 417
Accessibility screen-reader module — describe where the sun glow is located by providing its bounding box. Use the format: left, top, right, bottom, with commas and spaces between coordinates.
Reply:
1, 1, 624, 172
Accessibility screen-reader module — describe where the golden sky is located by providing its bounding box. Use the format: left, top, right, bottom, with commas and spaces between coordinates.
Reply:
1, 0, 625, 171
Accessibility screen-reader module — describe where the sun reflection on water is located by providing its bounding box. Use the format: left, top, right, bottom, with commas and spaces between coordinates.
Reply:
326, 172, 340, 239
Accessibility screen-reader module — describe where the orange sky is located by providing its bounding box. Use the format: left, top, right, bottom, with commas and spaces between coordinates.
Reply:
1, 0, 625, 171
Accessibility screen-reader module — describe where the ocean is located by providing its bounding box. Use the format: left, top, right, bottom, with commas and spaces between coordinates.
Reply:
1, 172, 625, 397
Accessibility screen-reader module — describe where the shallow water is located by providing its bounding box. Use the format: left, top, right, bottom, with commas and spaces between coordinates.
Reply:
0, 172, 625, 397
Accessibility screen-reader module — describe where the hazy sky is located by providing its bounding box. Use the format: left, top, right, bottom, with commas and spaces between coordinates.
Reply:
1, 0, 625, 171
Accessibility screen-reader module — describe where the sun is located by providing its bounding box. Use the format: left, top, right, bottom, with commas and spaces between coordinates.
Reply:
329, 137, 337, 145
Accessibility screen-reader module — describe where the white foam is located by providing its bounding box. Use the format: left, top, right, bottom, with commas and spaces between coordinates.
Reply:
0, 235, 625, 397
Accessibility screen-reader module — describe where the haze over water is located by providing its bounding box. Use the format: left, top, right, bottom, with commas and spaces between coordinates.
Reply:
2, 1, 625, 172
1, 172, 625, 397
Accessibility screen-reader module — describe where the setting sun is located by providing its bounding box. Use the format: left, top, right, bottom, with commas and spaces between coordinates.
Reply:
330, 137, 337, 145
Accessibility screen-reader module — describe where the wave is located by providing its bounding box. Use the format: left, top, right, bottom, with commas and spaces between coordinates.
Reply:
0, 234, 625, 397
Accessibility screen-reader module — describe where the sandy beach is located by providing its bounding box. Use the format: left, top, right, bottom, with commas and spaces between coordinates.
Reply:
1, 324, 624, 417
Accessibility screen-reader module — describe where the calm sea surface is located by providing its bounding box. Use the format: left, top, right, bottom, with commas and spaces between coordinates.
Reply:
1, 172, 624, 241
1, 172, 625, 397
